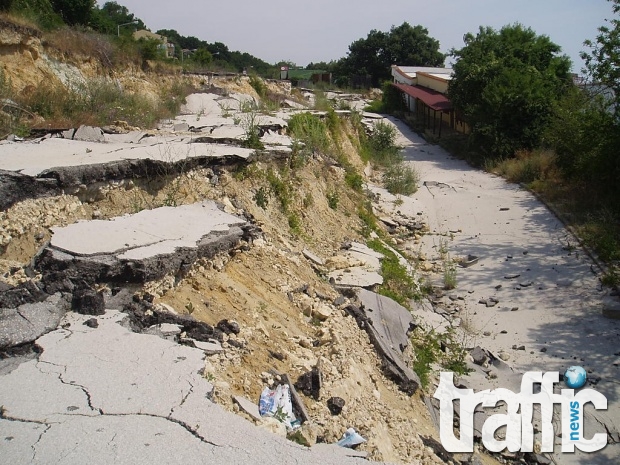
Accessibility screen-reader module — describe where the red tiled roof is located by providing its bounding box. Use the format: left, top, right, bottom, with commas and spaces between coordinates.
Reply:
392, 83, 452, 112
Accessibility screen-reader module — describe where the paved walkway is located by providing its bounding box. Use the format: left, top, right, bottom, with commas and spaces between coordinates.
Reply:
378, 117, 620, 464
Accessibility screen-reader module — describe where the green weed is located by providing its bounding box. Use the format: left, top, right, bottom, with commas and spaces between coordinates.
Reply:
443, 261, 457, 290
367, 239, 417, 307
266, 168, 292, 212
326, 190, 339, 210
345, 172, 364, 191
383, 162, 419, 195
411, 327, 470, 388
253, 187, 269, 209
288, 212, 302, 235
288, 113, 331, 155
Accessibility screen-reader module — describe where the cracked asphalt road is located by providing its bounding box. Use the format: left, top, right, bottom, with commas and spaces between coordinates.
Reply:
0, 311, 373, 464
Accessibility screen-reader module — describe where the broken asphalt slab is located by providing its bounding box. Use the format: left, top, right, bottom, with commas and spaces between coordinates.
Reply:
349, 289, 421, 394
0, 310, 375, 465
328, 242, 384, 288
0, 293, 68, 349
0, 136, 254, 178
35, 200, 249, 285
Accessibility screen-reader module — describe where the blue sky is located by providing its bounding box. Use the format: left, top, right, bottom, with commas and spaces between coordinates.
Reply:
113, 0, 614, 72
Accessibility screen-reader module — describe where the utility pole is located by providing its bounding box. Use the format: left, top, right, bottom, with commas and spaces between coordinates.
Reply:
117, 20, 139, 37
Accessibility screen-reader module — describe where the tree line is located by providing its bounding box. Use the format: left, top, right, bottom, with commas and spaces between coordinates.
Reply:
0, 0, 274, 74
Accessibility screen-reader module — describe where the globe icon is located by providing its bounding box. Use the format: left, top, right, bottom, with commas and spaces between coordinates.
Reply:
564, 366, 587, 389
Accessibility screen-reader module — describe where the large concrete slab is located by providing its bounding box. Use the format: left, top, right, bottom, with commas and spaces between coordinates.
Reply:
355, 289, 421, 394
0, 136, 254, 179
36, 201, 247, 284
0, 310, 375, 465
0, 293, 68, 349
0, 168, 57, 210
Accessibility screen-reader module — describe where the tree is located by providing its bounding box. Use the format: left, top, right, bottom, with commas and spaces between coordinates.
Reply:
544, 0, 620, 201
191, 48, 212, 66
91, 1, 145, 35
581, 0, 620, 118
448, 24, 571, 158
50, 0, 95, 26
338, 22, 444, 87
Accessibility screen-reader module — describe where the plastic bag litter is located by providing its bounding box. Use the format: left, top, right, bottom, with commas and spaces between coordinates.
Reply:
258, 384, 297, 430
336, 427, 367, 448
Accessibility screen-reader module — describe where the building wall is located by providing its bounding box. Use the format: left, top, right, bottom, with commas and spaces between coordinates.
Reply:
133, 30, 165, 42
416, 73, 449, 94
391, 67, 415, 86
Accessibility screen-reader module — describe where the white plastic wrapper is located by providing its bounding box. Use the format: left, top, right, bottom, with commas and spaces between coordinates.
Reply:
258, 384, 297, 430
337, 428, 367, 448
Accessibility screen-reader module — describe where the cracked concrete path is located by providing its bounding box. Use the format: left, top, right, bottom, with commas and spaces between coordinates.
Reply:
0, 311, 375, 464
378, 117, 620, 464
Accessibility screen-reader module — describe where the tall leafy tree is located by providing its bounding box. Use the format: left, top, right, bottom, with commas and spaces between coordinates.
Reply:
49, 0, 95, 26
581, 0, 620, 118
448, 24, 571, 157
91, 1, 145, 35
545, 0, 620, 201
339, 22, 444, 86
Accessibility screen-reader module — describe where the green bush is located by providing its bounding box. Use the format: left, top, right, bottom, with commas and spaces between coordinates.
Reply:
249, 75, 267, 98
491, 150, 558, 185
288, 112, 331, 154
383, 162, 419, 195
367, 120, 401, 165
345, 172, 363, 191
288, 212, 302, 235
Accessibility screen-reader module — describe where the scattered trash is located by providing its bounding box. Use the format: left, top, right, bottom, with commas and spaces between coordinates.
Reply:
336, 427, 367, 448
259, 384, 298, 430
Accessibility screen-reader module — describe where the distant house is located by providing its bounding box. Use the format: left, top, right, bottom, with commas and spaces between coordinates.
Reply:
133, 30, 175, 58
391, 65, 468, 136
281, 67, 331, 87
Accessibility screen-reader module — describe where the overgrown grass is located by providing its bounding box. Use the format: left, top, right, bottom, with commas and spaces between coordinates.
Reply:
410, 327, 469, 388
313, 90, 332, 111
367, 238, 417, 307
5, 75, 191, 133
383, 162, 419, 195
489, 149, 558, 185
287, 112, 331, 154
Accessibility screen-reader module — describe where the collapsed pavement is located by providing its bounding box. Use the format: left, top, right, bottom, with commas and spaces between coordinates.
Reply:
0, 85, 456, 465
0, 311, 374, 465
